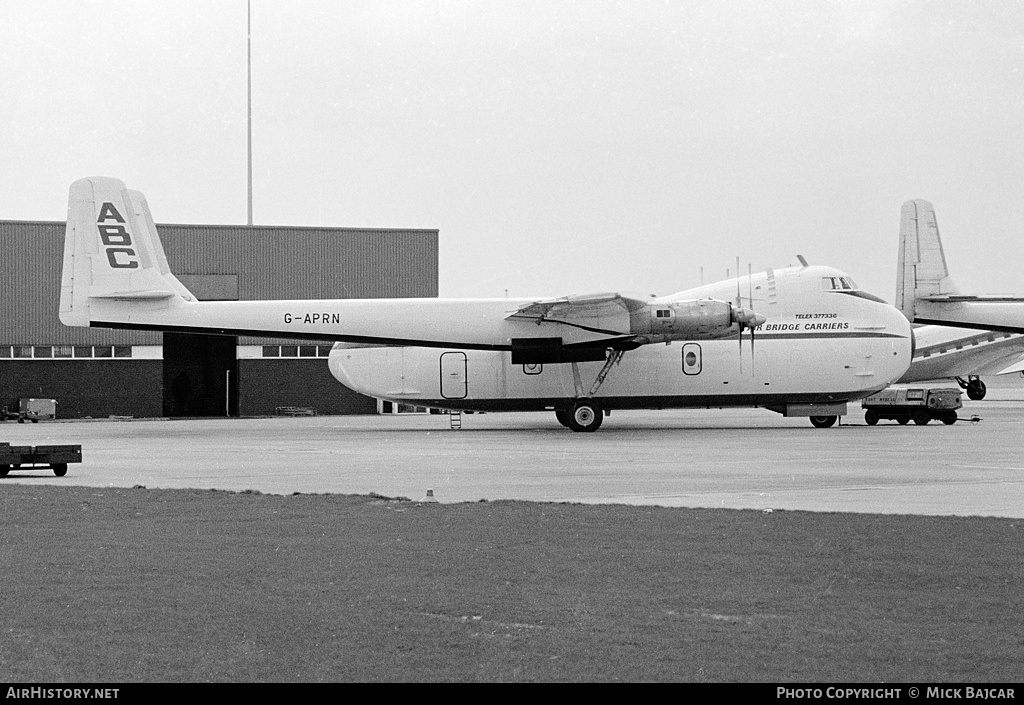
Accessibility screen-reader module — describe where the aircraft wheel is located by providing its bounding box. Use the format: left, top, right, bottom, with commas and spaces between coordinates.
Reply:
52, 464, 68, 477
864, 410, 879, 426
809, 415, 837, 429
0, 465, 8, 477
941, 411, 957, 425
897, 417, 909, 425
554, 408, 570, 427
912, 409, 930, 425
567, 400, 603, 433
966, 380, 987, 400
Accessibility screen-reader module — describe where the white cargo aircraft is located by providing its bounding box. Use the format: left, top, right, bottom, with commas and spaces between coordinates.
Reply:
60, 176, 912, 431
896, 199, 1024, 399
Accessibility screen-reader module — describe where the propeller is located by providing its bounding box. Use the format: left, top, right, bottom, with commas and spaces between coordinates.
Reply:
734, 258, 765, 374
748, 263, 756, 369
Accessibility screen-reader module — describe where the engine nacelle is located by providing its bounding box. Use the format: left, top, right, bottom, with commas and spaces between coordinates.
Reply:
628, 299, 761, 345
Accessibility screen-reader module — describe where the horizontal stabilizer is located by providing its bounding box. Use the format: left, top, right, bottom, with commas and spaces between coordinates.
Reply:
89, 290, 177, 300
994, 358, 1024, 375
921, 295, 1024, 303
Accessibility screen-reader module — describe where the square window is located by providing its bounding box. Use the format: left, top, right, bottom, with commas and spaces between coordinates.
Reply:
280, 345, 298, 357
262, 345, 280, 357
114, 346, 132, 358
299, 345, 317, 357
317, 345, 333, 356
0, 347, 10, 359
74, 346, 92, 358
53, 346, 73, 358
94, 346, 112, 358
14, 346, 32, 358
34, 346, 52, 358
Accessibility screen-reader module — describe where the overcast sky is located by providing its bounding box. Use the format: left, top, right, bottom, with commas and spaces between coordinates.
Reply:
3, 1, 1023, 300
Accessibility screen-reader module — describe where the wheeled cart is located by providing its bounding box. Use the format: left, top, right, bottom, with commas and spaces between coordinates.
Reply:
0, 442, 82, 477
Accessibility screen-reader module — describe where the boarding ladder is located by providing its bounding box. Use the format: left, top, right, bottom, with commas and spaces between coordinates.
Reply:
449, 410, 462, 430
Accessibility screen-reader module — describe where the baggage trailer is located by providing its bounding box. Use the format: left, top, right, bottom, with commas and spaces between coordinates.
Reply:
0, 442, 82, 477
861, 387, 962, 426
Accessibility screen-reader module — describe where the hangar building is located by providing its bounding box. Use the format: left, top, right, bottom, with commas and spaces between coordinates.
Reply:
0, 220, 438, 419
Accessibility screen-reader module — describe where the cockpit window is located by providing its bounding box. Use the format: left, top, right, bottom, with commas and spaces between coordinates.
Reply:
820, 275, 885, 302
821, 276, 859, 291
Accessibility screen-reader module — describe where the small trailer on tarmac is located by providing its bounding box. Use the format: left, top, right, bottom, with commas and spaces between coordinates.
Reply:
861, 387, 962, 426
0, 399, 57, 424
0, 442, 82, 477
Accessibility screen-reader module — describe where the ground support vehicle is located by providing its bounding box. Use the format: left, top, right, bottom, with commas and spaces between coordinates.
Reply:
0, 399, 57, 423
861, 387, 962, 426
0, 443, 82, 477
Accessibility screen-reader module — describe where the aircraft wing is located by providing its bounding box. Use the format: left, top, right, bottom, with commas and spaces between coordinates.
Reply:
506, 293, 650, 323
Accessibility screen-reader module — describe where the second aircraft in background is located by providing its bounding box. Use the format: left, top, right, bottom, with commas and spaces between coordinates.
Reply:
895, 198, 1024, 399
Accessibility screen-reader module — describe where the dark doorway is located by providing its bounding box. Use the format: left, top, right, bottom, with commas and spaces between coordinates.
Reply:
162, 332, 238, 417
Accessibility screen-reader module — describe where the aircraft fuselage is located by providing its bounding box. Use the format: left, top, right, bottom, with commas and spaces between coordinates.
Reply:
329, 266, 912, 412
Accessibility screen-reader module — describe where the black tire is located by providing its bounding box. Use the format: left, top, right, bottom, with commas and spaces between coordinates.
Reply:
941, 411, 957, 425
864, 409, 879, 426
809, 415, 837, 428
566, 400, 603, 433
913, 409, 930, 425
967, 380, 987, 401
0, 465, 8, 477
554, 408, 570, 427
52, 464, 68, 477
897, 417, 909, 425
31, 419, 38, 424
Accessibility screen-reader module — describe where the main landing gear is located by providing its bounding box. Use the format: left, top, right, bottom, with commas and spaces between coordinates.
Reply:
956, 375, 987, 401
556, 399, 604, 432
555, 350, 624, 433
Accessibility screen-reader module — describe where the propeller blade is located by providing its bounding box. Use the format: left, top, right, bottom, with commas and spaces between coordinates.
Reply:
748, 263, 755, 373
736, 257, 743, 373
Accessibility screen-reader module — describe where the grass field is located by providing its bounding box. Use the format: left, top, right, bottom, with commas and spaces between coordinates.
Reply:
0, 484, 1021, 682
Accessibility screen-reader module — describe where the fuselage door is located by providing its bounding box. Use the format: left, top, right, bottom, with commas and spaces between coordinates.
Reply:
440, 352, 468, 399
682, 343, 702, 375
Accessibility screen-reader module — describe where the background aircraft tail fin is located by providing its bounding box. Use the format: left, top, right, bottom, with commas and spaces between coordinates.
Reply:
896, 199, 958, 320
60, 177, 195, 327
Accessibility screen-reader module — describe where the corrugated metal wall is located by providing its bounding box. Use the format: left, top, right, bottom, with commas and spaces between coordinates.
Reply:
0, 221, 439, 345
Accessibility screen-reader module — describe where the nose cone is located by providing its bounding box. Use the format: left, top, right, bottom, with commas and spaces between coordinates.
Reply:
734, 307, 765, 328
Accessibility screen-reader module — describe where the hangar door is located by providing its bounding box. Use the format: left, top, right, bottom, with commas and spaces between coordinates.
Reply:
163, 332, 238, 417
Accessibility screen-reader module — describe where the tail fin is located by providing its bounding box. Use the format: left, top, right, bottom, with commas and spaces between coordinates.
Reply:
896, 199, 959, 321
60, 177, 194, 328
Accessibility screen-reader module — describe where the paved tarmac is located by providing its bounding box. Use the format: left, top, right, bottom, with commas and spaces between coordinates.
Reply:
3, 394, 1024, 518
